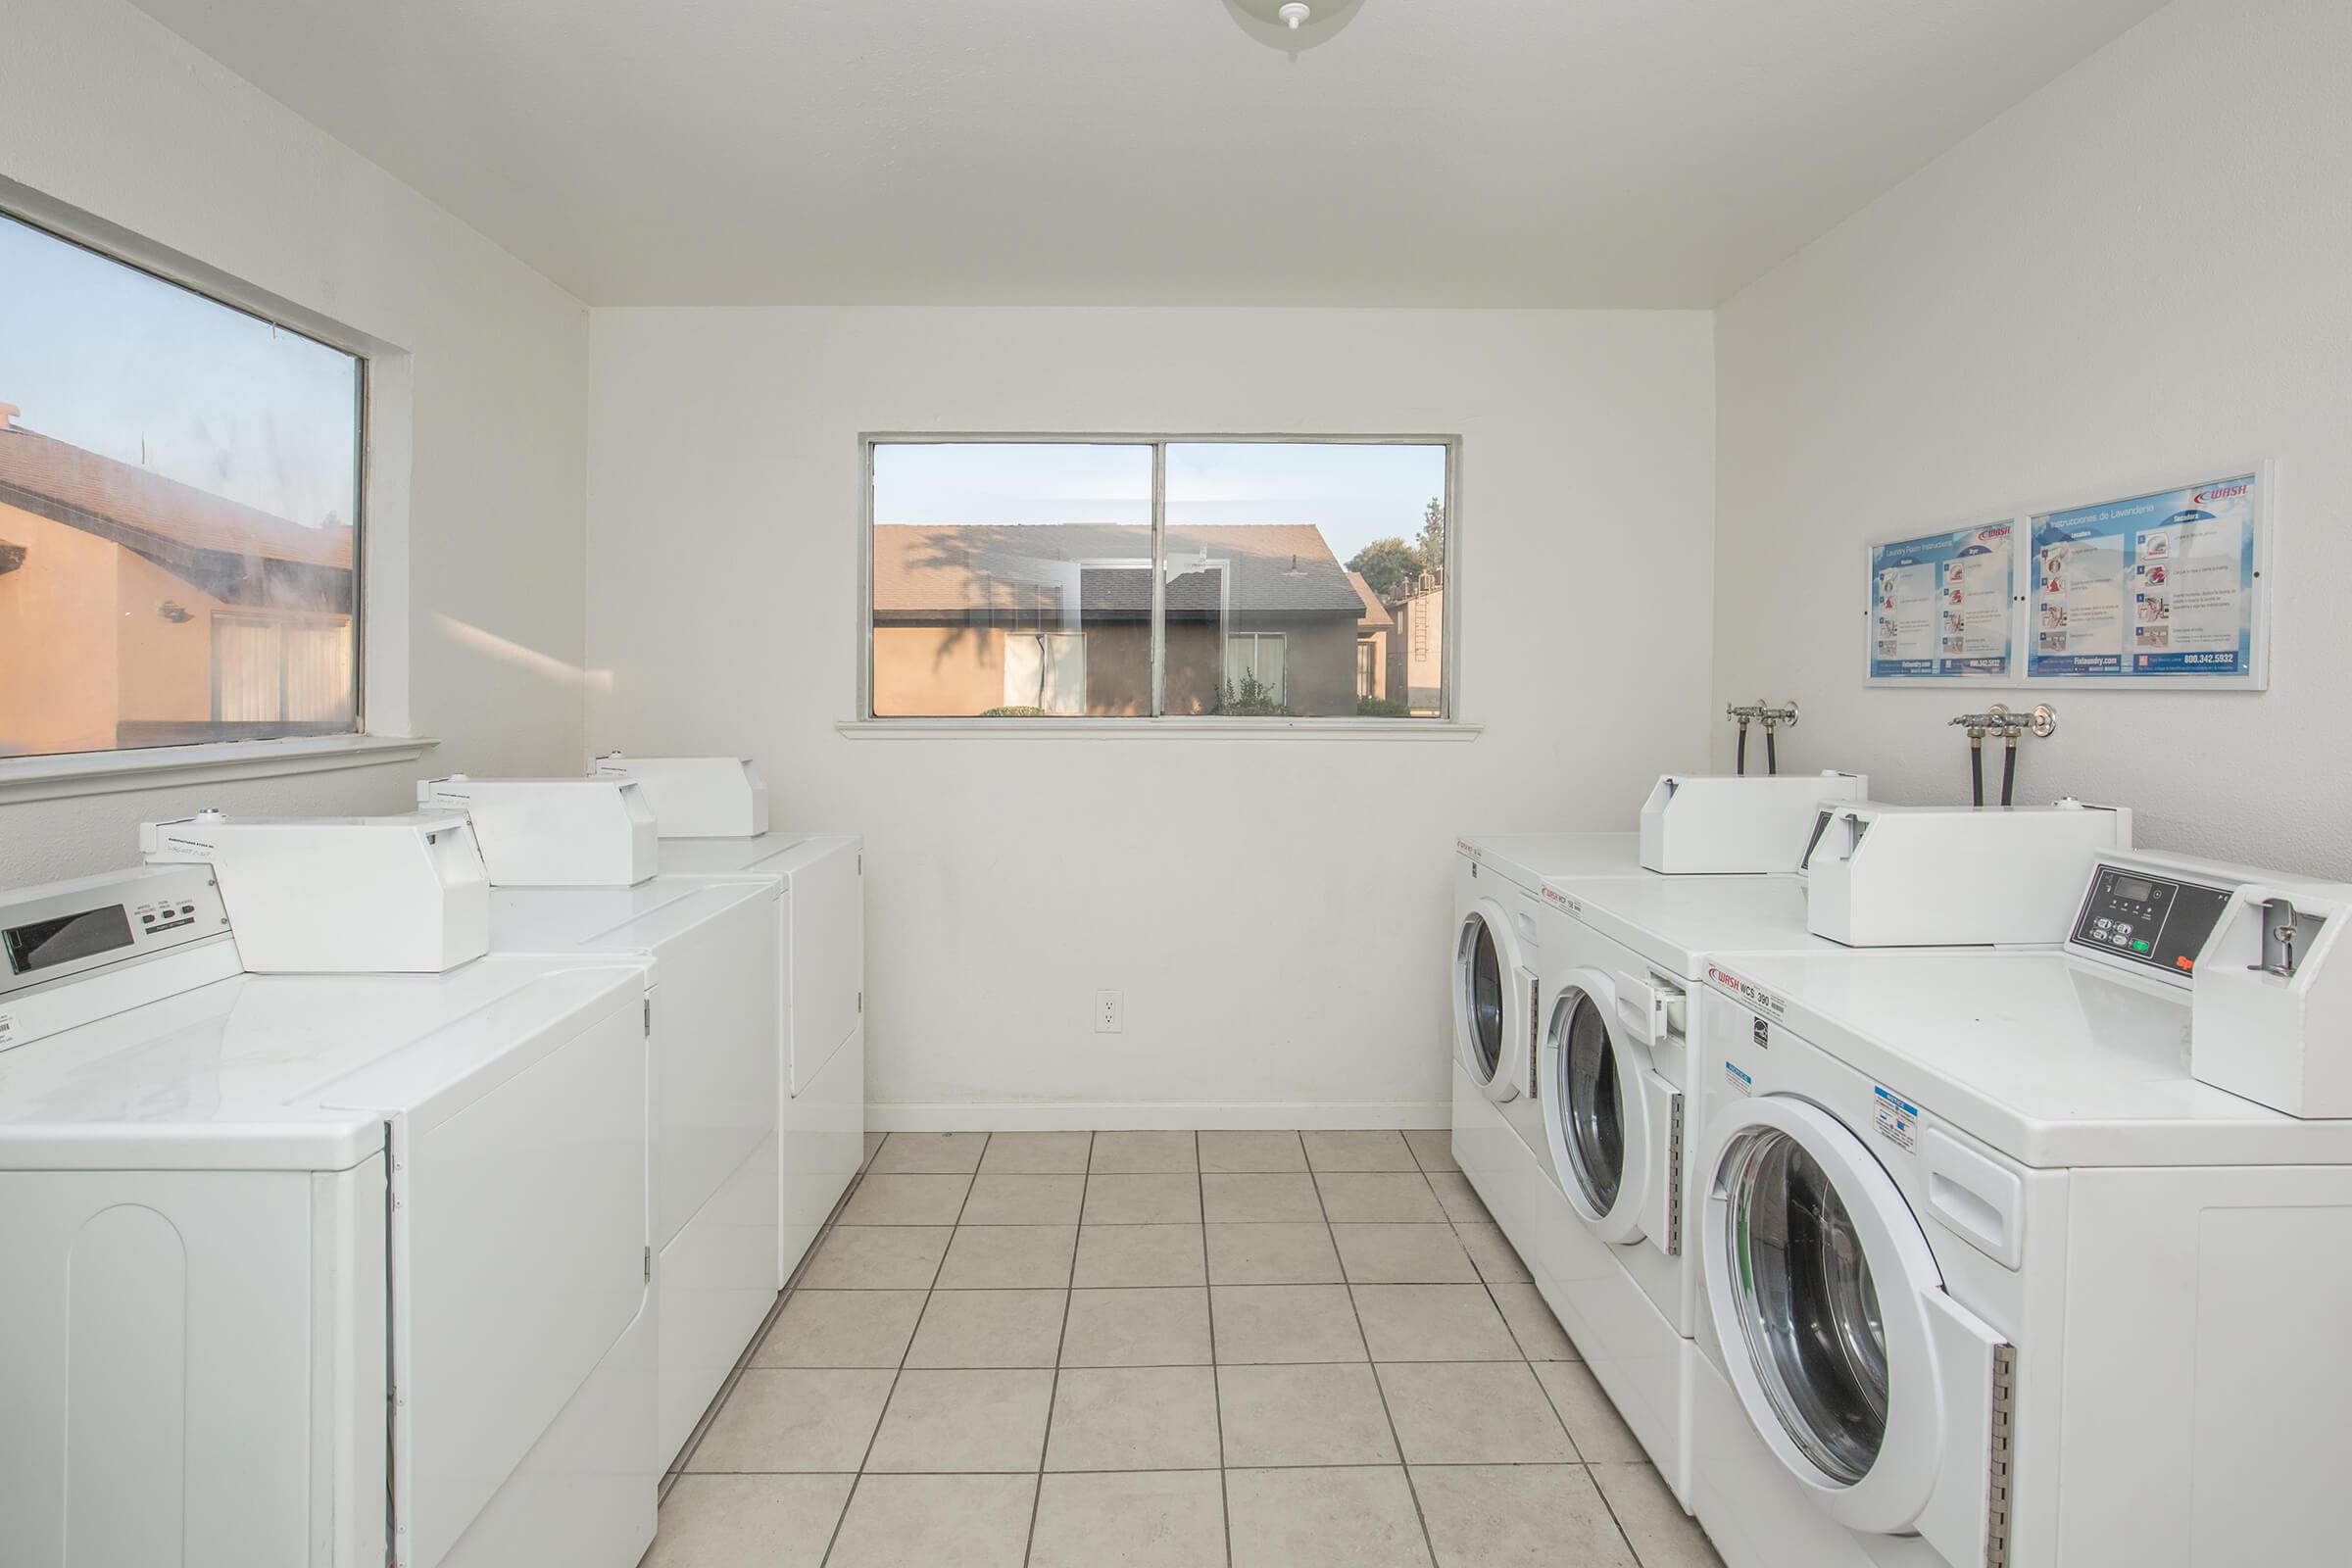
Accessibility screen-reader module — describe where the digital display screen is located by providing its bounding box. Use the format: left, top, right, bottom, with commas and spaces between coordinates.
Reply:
2072, 867, 2234, 977
4, 906, 134, 975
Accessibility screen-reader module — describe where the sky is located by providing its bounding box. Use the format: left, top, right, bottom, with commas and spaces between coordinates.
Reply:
1, 209, 1441, 556
873, 440, 1448, 568
0, 213, 360, 528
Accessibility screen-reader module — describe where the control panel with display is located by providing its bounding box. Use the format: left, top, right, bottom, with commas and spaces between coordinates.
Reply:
0, 864, 229, 1001
2068, 862, 2235, 981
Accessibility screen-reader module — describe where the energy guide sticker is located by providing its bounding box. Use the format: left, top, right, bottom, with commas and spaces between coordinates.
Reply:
1873, 1086, 1920, 1153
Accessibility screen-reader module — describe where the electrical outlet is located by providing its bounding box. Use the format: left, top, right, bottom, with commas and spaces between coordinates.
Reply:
1096, 989, 1124, 1034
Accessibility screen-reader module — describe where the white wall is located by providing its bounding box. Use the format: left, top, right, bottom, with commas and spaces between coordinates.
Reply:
1713, 0, 2352, 874
586, 308, 1717, 1124
0, 0, 589, 882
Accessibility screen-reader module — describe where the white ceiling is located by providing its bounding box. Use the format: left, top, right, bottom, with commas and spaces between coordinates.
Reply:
130, 0, 2166, 308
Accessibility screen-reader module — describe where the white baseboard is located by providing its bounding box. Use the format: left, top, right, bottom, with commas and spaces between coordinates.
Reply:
865, 1100, 1450, 1133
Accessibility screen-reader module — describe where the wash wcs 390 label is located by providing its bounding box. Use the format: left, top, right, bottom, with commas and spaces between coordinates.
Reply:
1706, 964, 1787, 1018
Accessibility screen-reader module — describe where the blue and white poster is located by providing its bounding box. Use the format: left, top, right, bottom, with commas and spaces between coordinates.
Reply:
2030, 473, 2259, 681
1867, 520, 2015, 681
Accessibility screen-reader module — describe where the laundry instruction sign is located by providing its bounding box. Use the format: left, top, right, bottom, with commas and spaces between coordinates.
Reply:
1866, 520, 2017, 682
2029, 471, 2265, 685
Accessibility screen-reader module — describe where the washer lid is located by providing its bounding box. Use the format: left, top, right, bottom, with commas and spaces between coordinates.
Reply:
1705, 948, 2352, 1167
1544, 872, 1837, 977
487, 876, 772, 959
1454, 833, 1642, 892
659, 831, 858, 877
0, 957, 644, 1171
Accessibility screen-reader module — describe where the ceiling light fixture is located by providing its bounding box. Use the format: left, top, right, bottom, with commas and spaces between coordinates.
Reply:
1225, 0, 1364, 54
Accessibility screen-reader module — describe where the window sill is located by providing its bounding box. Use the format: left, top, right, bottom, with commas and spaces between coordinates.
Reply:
836, 718, 1483, 741
0, 733, 438, 806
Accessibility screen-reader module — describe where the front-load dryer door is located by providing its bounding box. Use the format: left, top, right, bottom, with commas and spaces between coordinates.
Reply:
1699, 1095, 2007, 1565
1455, 896, 1535, 1103
1543, 968, 1680, 1251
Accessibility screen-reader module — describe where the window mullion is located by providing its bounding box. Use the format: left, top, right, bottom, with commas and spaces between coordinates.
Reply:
1150, 441, 1167, 718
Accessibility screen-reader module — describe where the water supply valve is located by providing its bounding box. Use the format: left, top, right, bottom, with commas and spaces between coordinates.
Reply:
1947, 703, 2056, 807
1726, 699, 1799, 775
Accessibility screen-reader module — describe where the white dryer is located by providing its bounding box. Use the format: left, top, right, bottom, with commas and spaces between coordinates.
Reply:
0, 861, 658, 1568
1689, 852, 2352, 1568
418, 764, 863, 1290
1451, 835, 1650, 1195
660, 831, 865, 1279
1449, 816, 1853, 1306
485, 880, 783, 1469
1529, 873, 1842, 1504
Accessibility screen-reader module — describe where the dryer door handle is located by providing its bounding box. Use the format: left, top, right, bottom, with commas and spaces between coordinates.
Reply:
1919, 1127, 2025, 1269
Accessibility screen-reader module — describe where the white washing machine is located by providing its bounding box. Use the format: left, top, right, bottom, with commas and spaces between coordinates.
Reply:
1689, 851, 2352, 1568
1452, 782, 1867, 1181
0, 852, 659, 1568
1451, 835, 1650, 1204
658, 831, 865, 1279
1449, 810, 1856, 1326
485, 879, 783, 1469
1529, 872, 1843, 1505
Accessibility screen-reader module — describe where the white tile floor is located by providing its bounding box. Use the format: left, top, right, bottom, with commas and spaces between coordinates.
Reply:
648, 1129, 1725, 1568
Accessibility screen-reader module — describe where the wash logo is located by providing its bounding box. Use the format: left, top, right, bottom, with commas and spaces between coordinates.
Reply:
1706, 963, 1787, 1018
2194, 482, 2250, 506
1541, 886, 1582, 914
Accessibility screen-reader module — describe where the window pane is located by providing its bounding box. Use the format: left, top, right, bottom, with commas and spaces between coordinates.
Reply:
0, 213, 362, 758
1164, 442, 1447, 717
870, 442, 1154, 716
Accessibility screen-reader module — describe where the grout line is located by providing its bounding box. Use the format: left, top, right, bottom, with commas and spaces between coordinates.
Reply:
818, 1131, 982, 1568
662, 1147, 872, 1496
1198, 1132, 1236, 1568
1583, 1460, 1661, 1568
704, 1129, 1675, 1567
1311, 1148, 1444, 1568
1018, 1130, 1089, 1567
1443, 1167, 1656, 1567
687, 1457, 1602, 1476
1387, 1200, 1591, 1568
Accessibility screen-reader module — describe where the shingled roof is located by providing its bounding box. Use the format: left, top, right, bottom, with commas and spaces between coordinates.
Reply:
872, 523, 1363, 620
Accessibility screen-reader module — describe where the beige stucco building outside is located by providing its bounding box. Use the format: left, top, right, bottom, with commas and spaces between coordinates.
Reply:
0, 416, 354, 758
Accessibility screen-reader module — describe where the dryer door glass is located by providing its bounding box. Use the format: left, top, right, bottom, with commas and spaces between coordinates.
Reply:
1722, 1127, 1888, 1485
1462, 917, 1502, 1080
1557, 994, 1623, 1213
